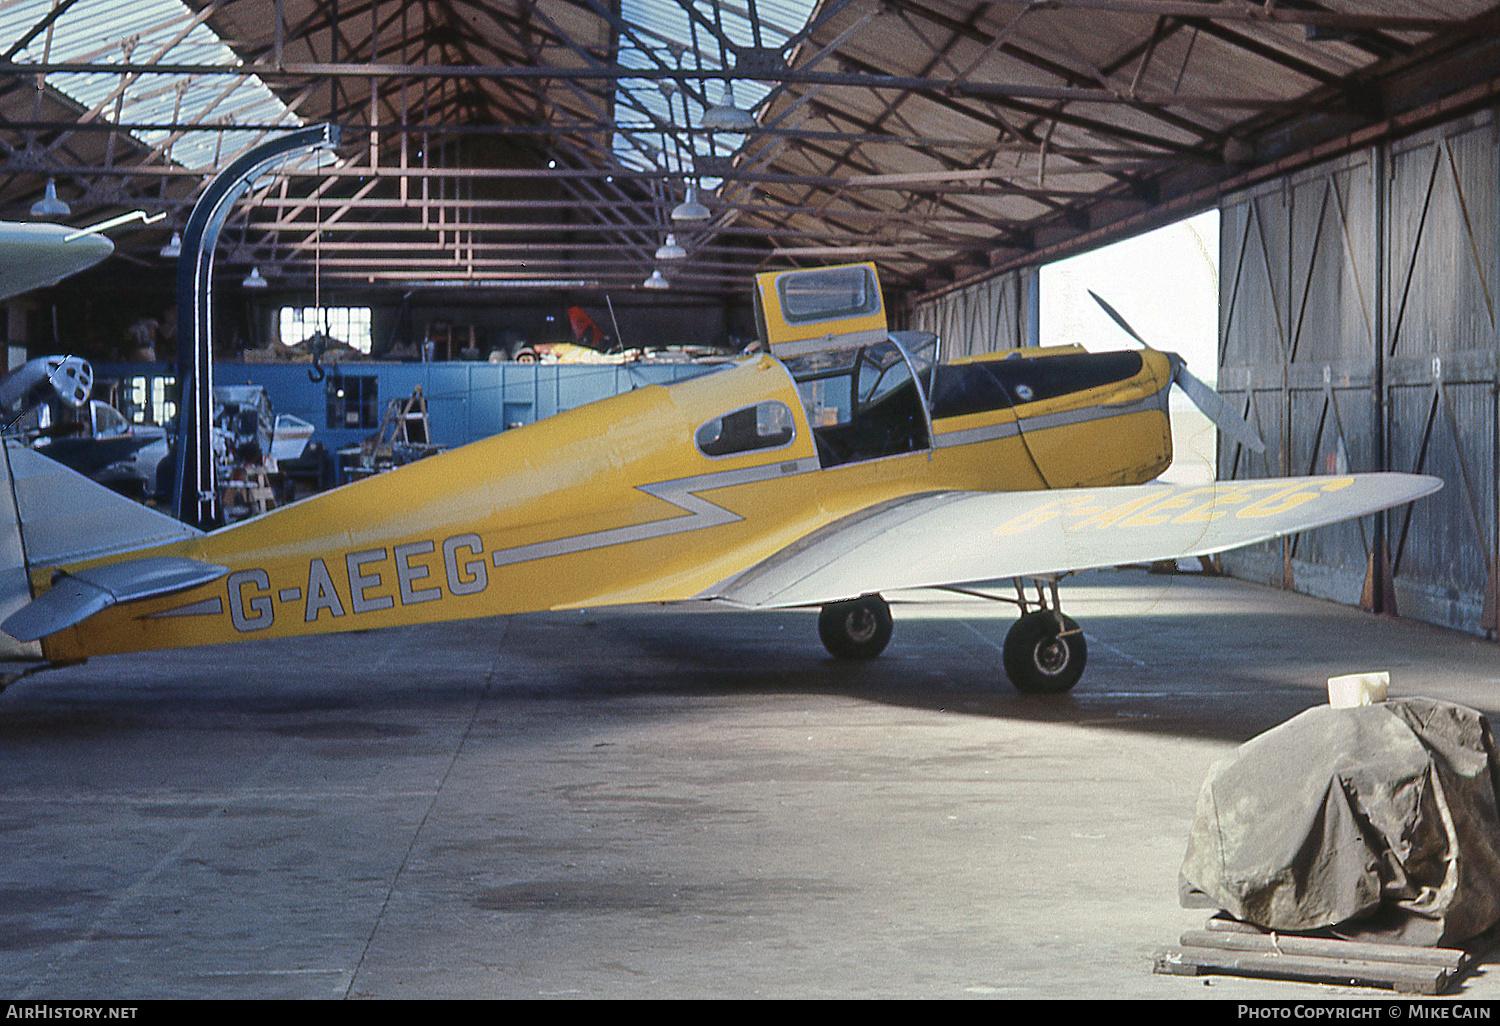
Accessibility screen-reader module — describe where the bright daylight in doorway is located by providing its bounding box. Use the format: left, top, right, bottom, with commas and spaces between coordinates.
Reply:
1041, 211, 1221, 486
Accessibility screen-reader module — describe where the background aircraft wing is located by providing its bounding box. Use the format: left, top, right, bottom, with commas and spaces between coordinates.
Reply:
0, 221, 113, 302
706, 473, 1441, 609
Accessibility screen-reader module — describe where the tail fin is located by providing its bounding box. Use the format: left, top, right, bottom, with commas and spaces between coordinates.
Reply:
0, 441, 203, 655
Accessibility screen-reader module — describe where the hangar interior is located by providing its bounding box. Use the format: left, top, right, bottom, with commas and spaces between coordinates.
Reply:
9, 0, 1500, 1001
3, 0, 1500, 635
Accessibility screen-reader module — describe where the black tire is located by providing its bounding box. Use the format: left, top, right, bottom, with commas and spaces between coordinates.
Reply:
818, 594, 893, 660
1002, 611, 1087, 694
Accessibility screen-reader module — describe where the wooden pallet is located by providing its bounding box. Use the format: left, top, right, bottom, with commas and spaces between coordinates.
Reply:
1155, 915, 1473, 995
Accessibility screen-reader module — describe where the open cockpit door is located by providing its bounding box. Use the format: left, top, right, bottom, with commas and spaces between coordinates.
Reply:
754, 263, 888, 358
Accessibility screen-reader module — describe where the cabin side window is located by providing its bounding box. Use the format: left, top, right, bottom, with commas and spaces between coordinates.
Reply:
695, 401, 796, 458
777, 265, 881, 324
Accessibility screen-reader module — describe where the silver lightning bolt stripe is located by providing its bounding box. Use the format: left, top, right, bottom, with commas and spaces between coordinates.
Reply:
931, 381, 1170, 449
489, 456, 822, 568
146, 456, 824, 623
142, 596, 223, 619
147, 459, 822, 624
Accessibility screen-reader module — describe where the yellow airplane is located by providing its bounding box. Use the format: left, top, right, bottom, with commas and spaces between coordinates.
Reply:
0, 263, 1440, 693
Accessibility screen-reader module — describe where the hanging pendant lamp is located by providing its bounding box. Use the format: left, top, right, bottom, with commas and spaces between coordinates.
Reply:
655, 234, 687, 261
700, 82, 757, 132
30, 178, 70, 218
670, 185, 710, 222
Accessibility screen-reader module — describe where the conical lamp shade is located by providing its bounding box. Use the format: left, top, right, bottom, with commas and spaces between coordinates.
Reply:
30, 178, 70, 218
670, 185, 710, 222
700, 83, 757, 131
655, 234, 687, 261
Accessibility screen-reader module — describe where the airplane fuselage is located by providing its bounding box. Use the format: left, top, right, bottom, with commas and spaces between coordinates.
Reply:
36, 345, 1175, 661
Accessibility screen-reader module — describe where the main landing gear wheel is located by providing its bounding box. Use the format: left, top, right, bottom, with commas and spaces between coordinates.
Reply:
1002, 611, 1087, 694
818, 594, 893, 660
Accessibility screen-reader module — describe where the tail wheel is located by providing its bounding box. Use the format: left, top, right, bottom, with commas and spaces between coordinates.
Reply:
818, 594, 893, 660
1002, 611, 1087, 694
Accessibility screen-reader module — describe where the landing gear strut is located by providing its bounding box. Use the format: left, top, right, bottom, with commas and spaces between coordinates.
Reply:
818, 594, 893, 660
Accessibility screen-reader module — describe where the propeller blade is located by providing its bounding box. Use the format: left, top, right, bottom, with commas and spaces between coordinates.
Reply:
1171, 357, 1267, 454
1086, 290, 1266, 455
1087, 290, 1152, 349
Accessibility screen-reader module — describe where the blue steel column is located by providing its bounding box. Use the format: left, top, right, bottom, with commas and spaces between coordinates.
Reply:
173, 124, 339, 528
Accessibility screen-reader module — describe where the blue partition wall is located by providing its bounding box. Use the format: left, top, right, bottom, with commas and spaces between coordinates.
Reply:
97, 359, 719, 480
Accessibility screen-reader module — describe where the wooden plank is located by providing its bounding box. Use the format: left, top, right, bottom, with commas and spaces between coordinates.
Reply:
1156, 945, 1453, 994
1180, 929, 1468, 970
1204, 915, 1265, 934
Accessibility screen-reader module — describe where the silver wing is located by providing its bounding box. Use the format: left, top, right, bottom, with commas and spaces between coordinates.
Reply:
705, 473, 1441, 609
0, 221, 113, 302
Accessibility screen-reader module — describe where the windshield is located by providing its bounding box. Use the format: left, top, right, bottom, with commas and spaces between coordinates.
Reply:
889, 330, 938, 398
783, 339, 930, 467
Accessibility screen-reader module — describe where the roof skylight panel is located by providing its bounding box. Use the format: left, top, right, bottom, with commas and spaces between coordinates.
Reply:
611, 0, 818, 179
4, 0, 300, 171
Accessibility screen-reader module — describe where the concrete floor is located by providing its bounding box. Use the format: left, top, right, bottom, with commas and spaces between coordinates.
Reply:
3, 568, 1500, 1000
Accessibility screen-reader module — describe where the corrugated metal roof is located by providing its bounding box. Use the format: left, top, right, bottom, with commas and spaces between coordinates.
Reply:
6, 0, 1500, 294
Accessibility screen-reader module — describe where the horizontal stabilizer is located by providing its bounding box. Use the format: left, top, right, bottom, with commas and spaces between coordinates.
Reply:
3, 556, 228, 642
707, 473, 1442, 609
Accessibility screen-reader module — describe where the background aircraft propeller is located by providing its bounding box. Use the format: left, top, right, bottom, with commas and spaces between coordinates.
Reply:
1087, 290, 1266, 454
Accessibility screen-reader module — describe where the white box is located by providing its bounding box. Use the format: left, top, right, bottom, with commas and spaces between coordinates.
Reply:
1327, 671, 1389, 708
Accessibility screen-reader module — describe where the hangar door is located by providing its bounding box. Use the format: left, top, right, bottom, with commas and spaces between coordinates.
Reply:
1218, 110, 1499, 637
909, 266, 1039, 361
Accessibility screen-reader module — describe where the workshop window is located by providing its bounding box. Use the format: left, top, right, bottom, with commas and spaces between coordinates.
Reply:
127, 375, 176, 425
281, 307, 373, 353
326, 374, 378, 429
695, 401, 795, 458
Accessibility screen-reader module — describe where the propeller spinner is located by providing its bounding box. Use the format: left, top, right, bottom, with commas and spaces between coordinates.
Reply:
1087, 290, 1266, 455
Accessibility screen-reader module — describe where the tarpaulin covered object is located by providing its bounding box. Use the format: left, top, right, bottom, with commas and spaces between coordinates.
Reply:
1180, 697, 1500, 945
